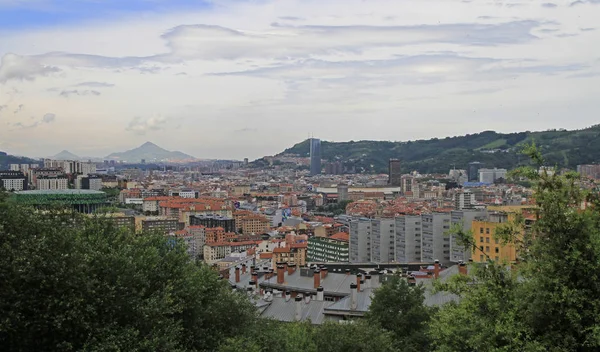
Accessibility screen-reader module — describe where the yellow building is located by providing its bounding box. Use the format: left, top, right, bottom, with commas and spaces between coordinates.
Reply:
471, 212, 518, 263
240, 214, 270, 235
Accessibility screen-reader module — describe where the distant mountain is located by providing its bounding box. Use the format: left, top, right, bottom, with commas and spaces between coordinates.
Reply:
105, 142, 196, 162
51, 150, 81, 160
274, 125, 600, 174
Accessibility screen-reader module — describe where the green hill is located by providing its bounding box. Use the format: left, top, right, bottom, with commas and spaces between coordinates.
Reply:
277, 125, 600, 174
0, 151, 38, 170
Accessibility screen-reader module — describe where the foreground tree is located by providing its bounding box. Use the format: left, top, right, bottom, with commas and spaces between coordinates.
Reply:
0, 197, 256, 351
431, 144, 600, 351
366, 275, 433, 352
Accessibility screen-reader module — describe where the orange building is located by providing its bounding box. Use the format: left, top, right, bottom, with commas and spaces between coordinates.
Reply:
471, 212, 518, 263
272, 242, 307, 269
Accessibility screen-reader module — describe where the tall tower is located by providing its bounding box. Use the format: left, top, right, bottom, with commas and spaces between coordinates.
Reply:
388, 159, 401, 186
309, 138, 322, 176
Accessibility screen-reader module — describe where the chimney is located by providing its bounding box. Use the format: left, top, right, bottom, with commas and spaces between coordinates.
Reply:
304, 294, 311, 304
314, 269, 321, 289
235, 266, 240, 283
287, 262, 295, 276
242, 263, 247, 274
345, 269, 351, 276
365, 274, 371, 289
316, 286, 324, 301
251, 271, 258, 286
356, 274, 362, 292
459, 262, 468, 276
434, 259, 440, 279
408, 275, 416, 286
285, 291, 291, 302
277, 264, 285, 284
321, 267, 328, 279
295, 296, 303, 321
250, 265, 256, 275
350, 283, 358, 310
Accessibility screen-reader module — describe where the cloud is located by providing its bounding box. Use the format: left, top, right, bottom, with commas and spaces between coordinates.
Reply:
13, 104, 23, 114
125, 115, 168, 135
278, 16, 304, 21
0, 53, 61, 83
59, 89, 101, 97
541, 3, 558, 7
571, 0, 600, 6
581, 27, 596, 31
74, 81, 115, 87
13, 112, 56, 129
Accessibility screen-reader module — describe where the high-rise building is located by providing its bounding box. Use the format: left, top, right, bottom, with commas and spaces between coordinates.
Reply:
394, 215, 422, 262
578, 164, 600, 179
337, 183, 349, 202
309, 138, 321, 176
468, 162, 483, 182
325, 161, 343, 175
472, 212, 518, 263
349, 218, 371, 263
388, 159, 402, 186
36, 175, 68, 190
421, 213, 452, 263
450, 210, 487, 263
370, 219, 395, 263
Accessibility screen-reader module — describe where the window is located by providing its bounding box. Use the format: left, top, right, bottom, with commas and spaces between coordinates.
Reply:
495, 256, 499, 261
480, 228, 484, 234
486, 246, 490, 253
486, 228, 490, 234
480, 236, 484, 242
486, 237, 490, 243
495, 247, 499, 253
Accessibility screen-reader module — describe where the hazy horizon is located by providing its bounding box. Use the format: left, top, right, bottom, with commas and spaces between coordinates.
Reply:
1, 0, 599, 159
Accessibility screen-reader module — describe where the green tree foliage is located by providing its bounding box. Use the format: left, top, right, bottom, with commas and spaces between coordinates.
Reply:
219, 320, 396, 352
366, 275, 433, 352
0, 198, 256, 351
431, 144, 600, 351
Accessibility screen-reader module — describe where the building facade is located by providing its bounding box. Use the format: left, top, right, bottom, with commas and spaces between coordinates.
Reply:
349, 218, 371, 263
309, 138, 322, 176
449, 210, 487, 263
0, 171, 27, 191
471, 212, 517, 263
370, 219, 395, 263
388, 159, 402, 186
190, 215, 236, 233
307, 233, 349, 262
421, 213, 451, 263
36, 176, 69, 190
478, 168, 508, 184
394, 215, 422, 262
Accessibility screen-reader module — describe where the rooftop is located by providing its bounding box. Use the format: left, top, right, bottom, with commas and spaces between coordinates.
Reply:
14, 189, 105, 195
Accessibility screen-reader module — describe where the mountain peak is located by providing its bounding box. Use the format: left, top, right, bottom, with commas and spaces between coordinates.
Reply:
105, 142, 196, 162
52, 150, 81, 160
141, 141, 159, 148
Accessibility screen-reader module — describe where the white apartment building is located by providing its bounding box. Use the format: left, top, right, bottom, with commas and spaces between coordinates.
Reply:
454, 190, 476, 210
0, 178, 26, 191
450, 210, 488, 263
36, 177, 68, 190
421, 213, 451, 263
395, 215, 422, 263
479, 168, 508, 184
370, 219, 395, 263
9, 164, 20, 171
349, 218, 371, 263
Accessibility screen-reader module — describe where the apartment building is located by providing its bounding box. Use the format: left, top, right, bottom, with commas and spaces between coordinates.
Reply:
307, 232, 349, 263
421, 213, 451, 263
471, 212, 518, 263
395, 215, 422, 263
36, 176, 68, 190
142, 219, 183, 234
349, 218, 371, 263
370, 218, 395, 263
239, 214, 270, 235
0, 171, 27, 191
273, 243, 308, 268
204, 241, 258, 264
449, 210, 488, 263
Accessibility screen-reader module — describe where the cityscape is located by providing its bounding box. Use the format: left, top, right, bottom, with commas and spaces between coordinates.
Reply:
2, 0, 600, 350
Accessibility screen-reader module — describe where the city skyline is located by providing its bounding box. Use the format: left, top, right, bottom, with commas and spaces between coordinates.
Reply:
1, 0, 599, 159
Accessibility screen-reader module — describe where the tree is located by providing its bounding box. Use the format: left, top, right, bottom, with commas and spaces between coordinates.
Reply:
366, 275, 433, 352
0, 196, 256, 351
430, 143, 600, 351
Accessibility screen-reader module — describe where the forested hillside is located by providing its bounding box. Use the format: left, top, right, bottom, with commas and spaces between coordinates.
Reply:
278, 125, 600, 174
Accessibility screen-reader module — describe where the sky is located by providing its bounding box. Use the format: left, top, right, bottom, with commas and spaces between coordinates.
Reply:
0, 0, 599, 160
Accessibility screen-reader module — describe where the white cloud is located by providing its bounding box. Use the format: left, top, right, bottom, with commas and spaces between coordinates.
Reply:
0, 0, 599, 159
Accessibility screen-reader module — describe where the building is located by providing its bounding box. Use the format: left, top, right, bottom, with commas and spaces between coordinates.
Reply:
471, 212, 517, 263
239, 214, 270, 235
468, 162, 484, 182
325, 162, 343, 175
478, 168, 507, 184
204, 240, 257, 264
337, 183, 349, 202
349, 218, 371, 263
190, 215, 236, 233
76, 174, 103, 191
108, 216, 136, 233
454, 190, 476, 210
388, 159, 402, 186
142, 219, 183, 234
11, 189, 108, 213
370, 219, 395, 263
421, 213, 452, 263
394, 215, 422, 262
449, 210, 487, 263
307, 232, 349, 262
578, 164, 600, 180
273, 243, 308, 268
0, 171, 27, 191
30, 168, 63, 185
169, 189, 197, 198
36, 175, 68, 190
309, 138, 322, 176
